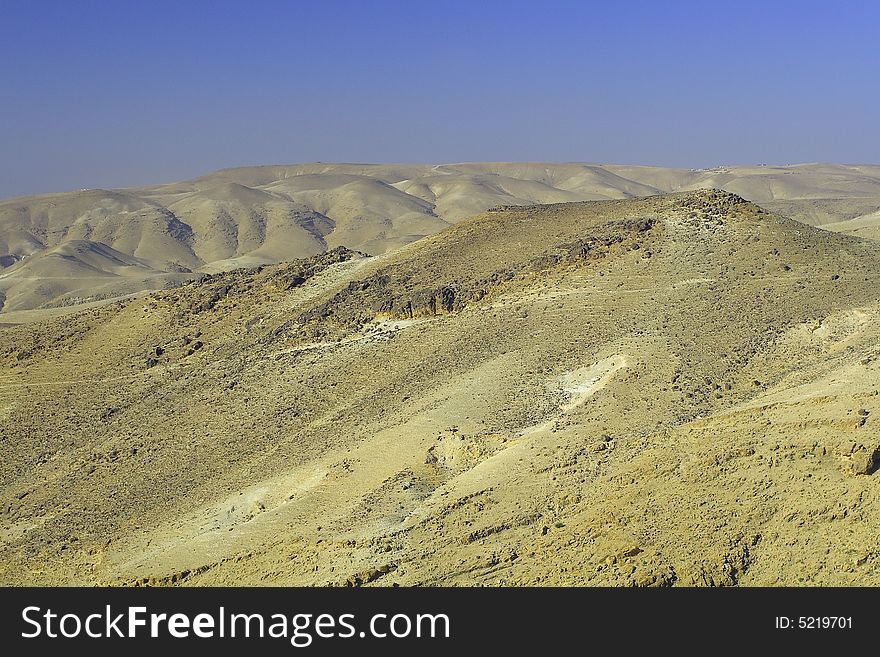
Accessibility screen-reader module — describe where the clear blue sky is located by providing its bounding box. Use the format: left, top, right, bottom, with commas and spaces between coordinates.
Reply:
2, 0, 878, 198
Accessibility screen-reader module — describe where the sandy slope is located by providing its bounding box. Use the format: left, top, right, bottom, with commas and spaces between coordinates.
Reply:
3, 190, 880, 586
2, 162, 880, 313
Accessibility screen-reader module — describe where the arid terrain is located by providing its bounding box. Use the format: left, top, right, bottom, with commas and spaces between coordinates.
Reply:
3, 162, 880, 315
2, 184, 880, 586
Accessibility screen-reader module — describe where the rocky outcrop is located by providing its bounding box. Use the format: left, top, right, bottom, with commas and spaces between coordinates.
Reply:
296, 217, 658, 334
159, 246, 367, 318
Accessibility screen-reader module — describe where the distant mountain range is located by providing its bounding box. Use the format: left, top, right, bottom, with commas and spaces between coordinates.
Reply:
2, 162, 879, 313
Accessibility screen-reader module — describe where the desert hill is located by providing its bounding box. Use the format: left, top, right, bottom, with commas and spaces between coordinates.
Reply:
0, 240, 196, 313
2, 190, 880, 586
2, 162, 880, 313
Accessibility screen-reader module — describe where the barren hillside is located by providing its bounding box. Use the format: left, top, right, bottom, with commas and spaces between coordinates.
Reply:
2, 190, 880, 586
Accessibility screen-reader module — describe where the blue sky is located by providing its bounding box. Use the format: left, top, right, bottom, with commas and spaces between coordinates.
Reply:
1, 0, 878, 197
